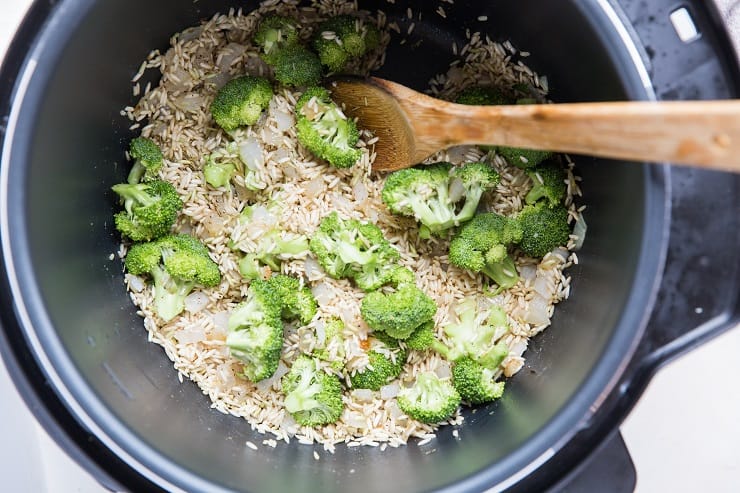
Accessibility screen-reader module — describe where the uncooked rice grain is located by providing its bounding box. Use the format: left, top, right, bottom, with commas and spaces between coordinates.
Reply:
120, 0, 582, 449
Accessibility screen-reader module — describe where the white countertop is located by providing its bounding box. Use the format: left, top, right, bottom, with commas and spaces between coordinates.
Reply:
1, 1, 739, 491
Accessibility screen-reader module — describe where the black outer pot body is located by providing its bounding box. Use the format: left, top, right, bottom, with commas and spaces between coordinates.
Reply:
0, 1, 738, 492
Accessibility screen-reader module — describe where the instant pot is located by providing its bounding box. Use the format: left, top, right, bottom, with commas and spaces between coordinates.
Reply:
1, 0, 739, 491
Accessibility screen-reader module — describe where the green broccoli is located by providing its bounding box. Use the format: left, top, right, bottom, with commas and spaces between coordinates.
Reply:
497, 99, 553, 169
360, 282, 437, 340
397, 372, 461, 424
349, 333, 407, 390
382, 162, 499, 238
203, 155, 238, 188
525, 162, 567, 207
253, 15, 299, 64
308, 212, 400, 291
226, 279, 284, 382
265, 274, 317, 325
448, 212, 522, 292
313, 317, 346, 372
271, 45, 323, 87
516, 202, 571, 257
452, 357, 505, 404
431, 298, 509, 367
112, 180, 182, 242
455, 86, 509, 106
211, 76, 273, 131
125, 234, 221, 322
404, 320, 436, 351
127, 137, 164, 184
282, 355, 344, 426
295, 86, 362, 168
312, 15, 380, 72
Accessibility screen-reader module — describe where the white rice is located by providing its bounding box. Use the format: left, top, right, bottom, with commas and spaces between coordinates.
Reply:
120, 0, 583, 448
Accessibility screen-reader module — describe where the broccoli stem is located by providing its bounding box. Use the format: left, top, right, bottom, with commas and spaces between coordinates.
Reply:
151, 266, 193, 322
482, 255, 519, 294
127, 161, 146, 185
477, 342, 509, 369
455, 187, 485, 224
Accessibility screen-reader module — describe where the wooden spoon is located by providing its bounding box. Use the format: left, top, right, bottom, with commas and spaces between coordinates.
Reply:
327, 76, 740, 172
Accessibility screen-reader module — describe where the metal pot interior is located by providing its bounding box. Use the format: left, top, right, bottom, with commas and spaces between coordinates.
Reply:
1, 0, 667, 491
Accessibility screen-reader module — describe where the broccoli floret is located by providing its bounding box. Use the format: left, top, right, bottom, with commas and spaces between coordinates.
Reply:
497, 99, 553, 169
448, 212, 522, 292
452, 357, 506, 404
112, 180, 182, 242
525, 162, 567, 207
254, 15, 299, 64
431, 299, 509, 366
455, 86, 509, 106
382, 162, 499, 238
226, 279, 284, 381
271, 45, 323, 87
312, 15, 380, 72
397, 372, 461, 424
404, 320, 436, 351
350, 333, 407, 390
308, 212, 400, 291
282, 355, 344, 426
360, 282, 437, 340
127, 137, 164, 184
203, 155, 238, 188
265, 274, 317, 325
314, 317, 346, 372
237, 229, 309, 278
295, 86, 362, 168
516, 202, 571, 257
125, 234, 221, 322
211, 76, 273, 131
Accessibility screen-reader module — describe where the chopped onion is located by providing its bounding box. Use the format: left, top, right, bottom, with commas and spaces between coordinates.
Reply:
352, 389, 374, 402
177, 325, 206, 344
184, 292, 209, 313
345, 413, 369, 428
551, 247, 569, 262
352, 180, 368, 202
448, 177, 465, 202
208, 72, 232, 90
573, 214, 587, 251
380, 382, 399, 399
312, 282, 334, 305
172, 93, 205, 113
179, 26, 203, 43
239, 137, 265, 171
388, 401, 403, 419
305, 177, 325, 197
211, 311, 230, 336
434, 361, 452, 380
533, 276, 553, 299
332, 193, 353, 212
218, 43, 245, 71
218, 365, 235, 386
126, 274, 145, 293
523, 294, 550, 326
314, 320, 326, 345
519, 264, 537, 282
304, 257, 324, 281
274, 110, 294, 132
249, 204, 277, 227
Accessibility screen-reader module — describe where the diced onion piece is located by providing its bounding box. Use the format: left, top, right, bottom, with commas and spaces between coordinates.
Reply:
177, 325, 206, 344
533, 276, 553, 299
523, 294, 550, 326
519, 264, 537, 282
352, 389, 374, 402
274, 110, 294, 132
448, 177, 465, 203
314, 320, 326, 345
345, 413, 369, 428
304, 257, 324, 281
352, 180, 368, 202
239, 137, 265, 171
305, 177, 325, 197
312, 282, 334, 305
218, 43, 245, 71
211, 311, 230, 336
380, 382, 400, 399
126, 274, 146, 293
172, 93, 205, 113
573, 214, 587, 250
249, 204, 277, 227
434, 361, 452, 380
184, 292, 210, 313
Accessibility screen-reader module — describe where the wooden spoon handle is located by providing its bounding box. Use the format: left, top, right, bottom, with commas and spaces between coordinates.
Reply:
411, 98, 740, 171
